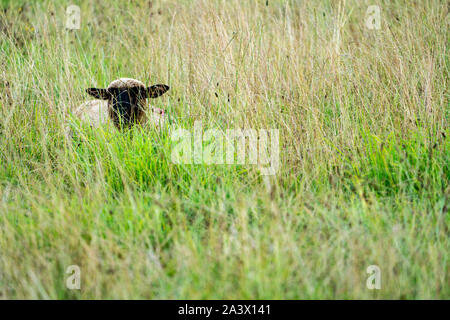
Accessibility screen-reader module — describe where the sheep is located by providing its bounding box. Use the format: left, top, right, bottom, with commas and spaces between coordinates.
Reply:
72, 78, 169, 132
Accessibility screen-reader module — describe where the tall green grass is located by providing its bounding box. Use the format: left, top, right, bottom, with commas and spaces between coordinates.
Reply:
0, 0, 448, 299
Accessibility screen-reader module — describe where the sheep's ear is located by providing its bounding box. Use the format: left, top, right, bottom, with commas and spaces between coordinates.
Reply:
144, 84, 170, 98
86, 88, 110, 99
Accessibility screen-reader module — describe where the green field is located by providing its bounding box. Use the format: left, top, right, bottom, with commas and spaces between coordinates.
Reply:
0, 0, 448, 299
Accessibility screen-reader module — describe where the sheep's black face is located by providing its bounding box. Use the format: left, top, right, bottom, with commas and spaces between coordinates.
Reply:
86, 84, 169, 128
109, 88, 143, 125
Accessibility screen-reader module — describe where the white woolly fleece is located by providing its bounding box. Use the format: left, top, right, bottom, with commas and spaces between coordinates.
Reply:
107, 78, 145, 89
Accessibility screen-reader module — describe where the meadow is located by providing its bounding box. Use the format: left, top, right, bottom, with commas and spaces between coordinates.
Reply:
0, 0, 448, 299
